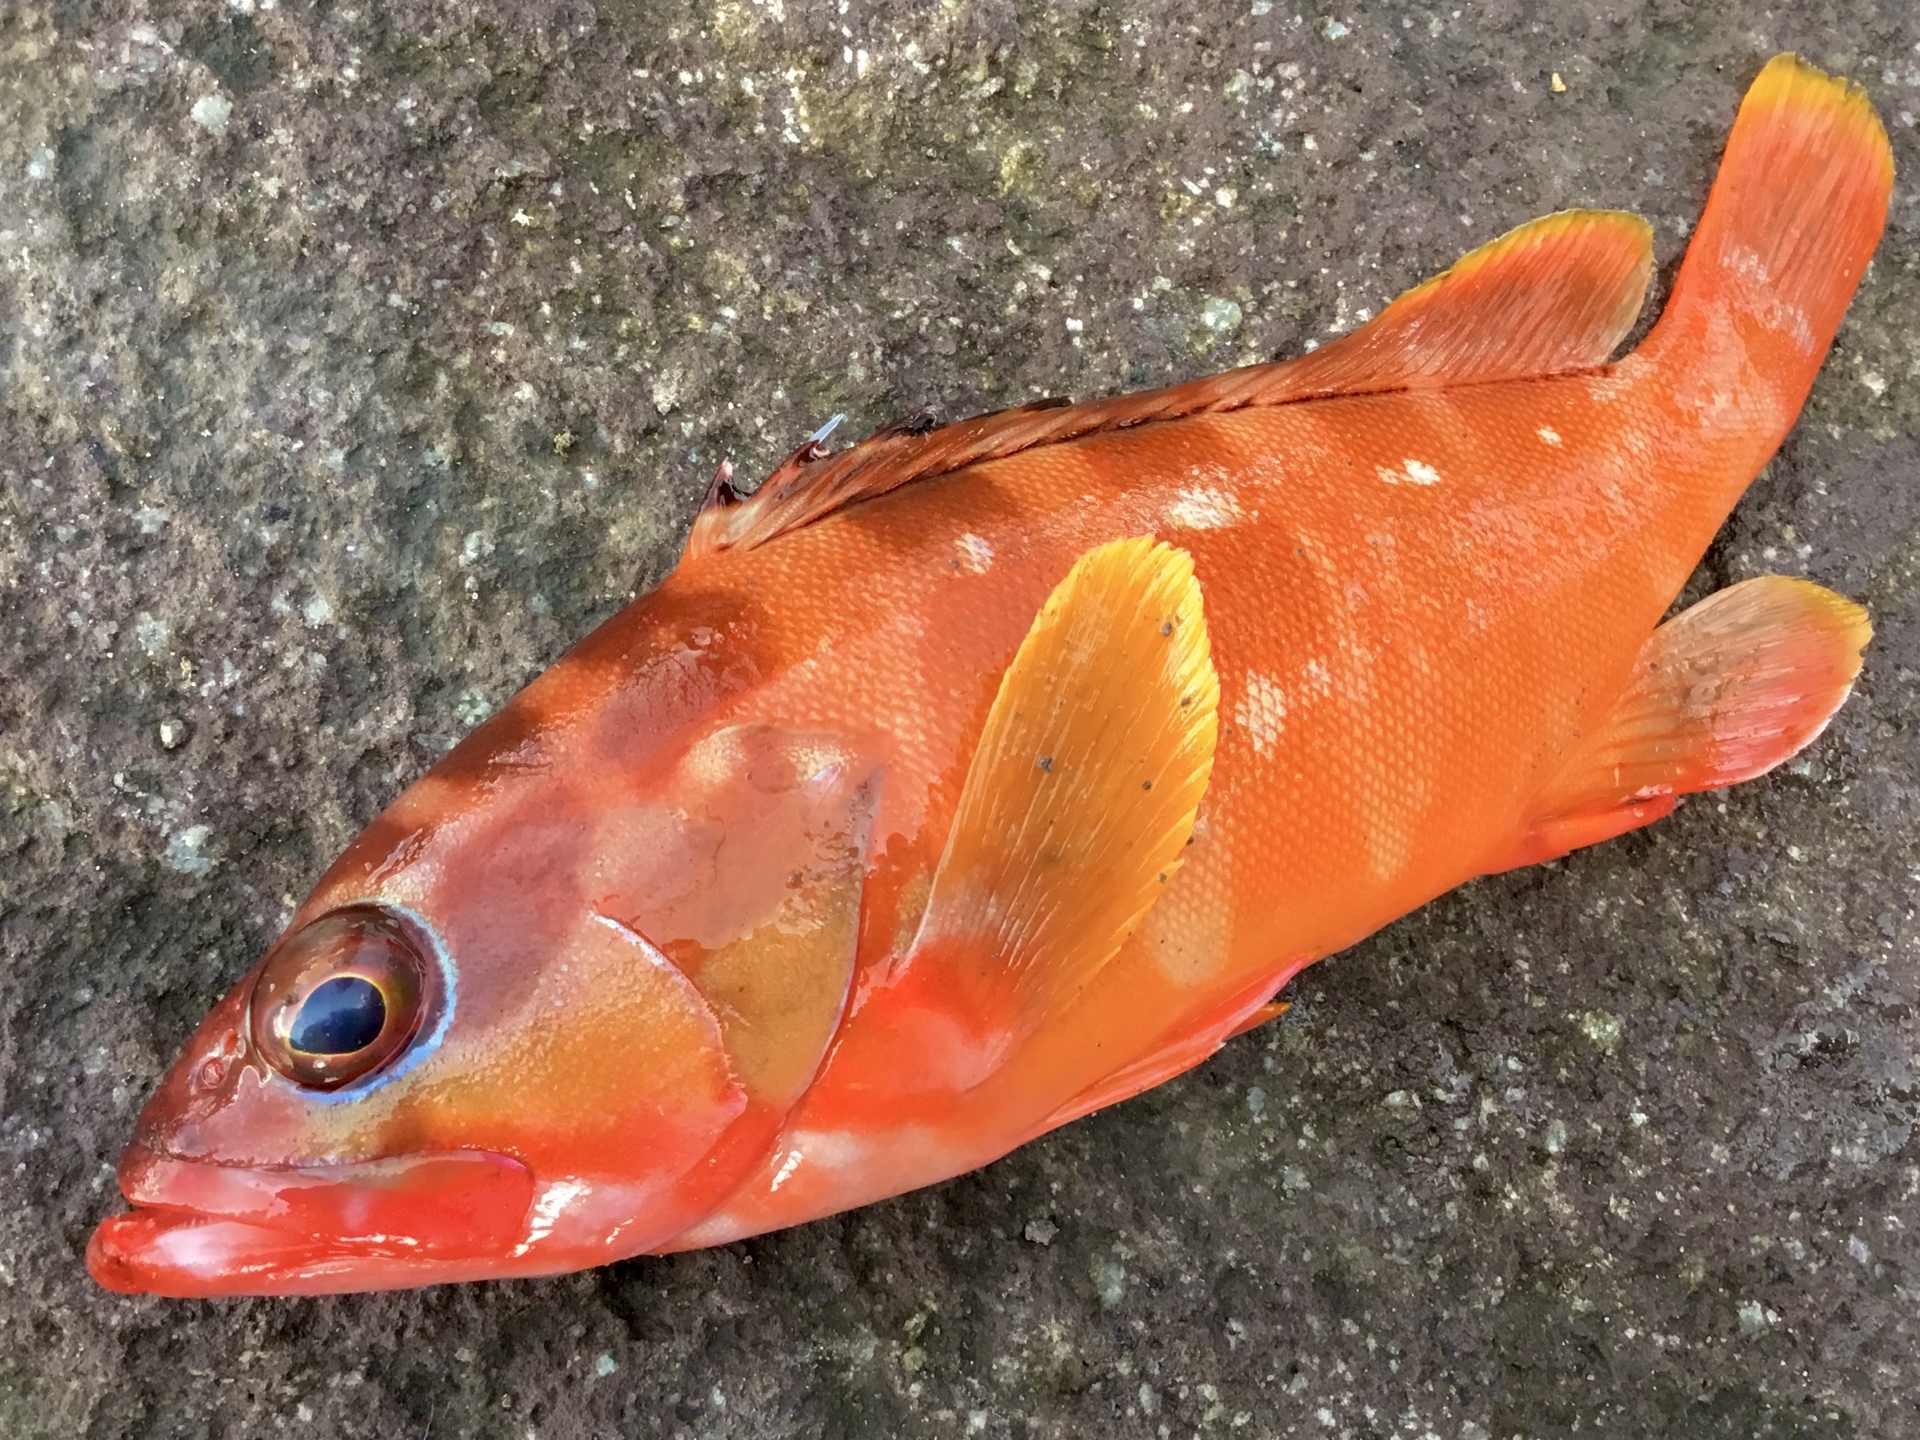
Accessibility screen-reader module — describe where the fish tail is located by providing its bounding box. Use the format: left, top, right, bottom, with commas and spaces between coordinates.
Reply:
1638, 55, 1892, 443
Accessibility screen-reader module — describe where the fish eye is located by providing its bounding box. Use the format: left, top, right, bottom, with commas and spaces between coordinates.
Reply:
289, 976, 386, 1055
248, 906, 435, 1090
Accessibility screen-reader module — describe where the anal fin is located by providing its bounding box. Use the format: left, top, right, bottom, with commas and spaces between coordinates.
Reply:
1042, 980, 1289, 1130
1490, 575, 1870, 872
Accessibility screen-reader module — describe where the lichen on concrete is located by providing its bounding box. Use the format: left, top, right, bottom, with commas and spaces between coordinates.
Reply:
1, 1, 1916, 1436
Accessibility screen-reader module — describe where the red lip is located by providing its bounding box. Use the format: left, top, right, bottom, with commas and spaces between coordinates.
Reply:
87, 1147, 536, 1297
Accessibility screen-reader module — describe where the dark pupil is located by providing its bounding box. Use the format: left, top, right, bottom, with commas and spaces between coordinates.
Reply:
289, 976, 387, 1056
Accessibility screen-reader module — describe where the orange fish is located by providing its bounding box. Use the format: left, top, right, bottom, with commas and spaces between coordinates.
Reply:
89, 55, 1891, 1297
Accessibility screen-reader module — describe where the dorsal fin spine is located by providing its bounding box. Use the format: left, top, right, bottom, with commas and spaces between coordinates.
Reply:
683, 208, 1654, 561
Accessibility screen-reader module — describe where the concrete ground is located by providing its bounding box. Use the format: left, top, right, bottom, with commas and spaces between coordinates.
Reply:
2, 1, 1917, 1436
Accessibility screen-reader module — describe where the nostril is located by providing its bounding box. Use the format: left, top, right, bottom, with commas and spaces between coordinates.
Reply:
184, 1026, 243, 1096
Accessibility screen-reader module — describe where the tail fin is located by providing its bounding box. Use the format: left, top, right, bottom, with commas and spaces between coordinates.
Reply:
1641, 55, 1892, 412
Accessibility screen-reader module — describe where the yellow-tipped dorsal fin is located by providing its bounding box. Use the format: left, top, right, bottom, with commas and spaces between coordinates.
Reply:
1276, 207, 1653, 392
686, 212, 1652, 559
906, 537, 1220, 1067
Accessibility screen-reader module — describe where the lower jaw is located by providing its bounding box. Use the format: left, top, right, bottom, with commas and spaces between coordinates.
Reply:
86, 1208, 571, 1298
91, 1145, 548, 1297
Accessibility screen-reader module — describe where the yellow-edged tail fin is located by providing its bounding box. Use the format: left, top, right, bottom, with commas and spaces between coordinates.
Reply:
1644, 55, 1892, 394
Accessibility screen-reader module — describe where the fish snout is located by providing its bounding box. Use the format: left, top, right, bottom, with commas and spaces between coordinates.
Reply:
88, 1147, 536, 1297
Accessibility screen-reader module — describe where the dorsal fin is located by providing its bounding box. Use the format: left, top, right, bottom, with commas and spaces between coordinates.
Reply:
682, 209, 1653, 560
1278, 208, 1652, 395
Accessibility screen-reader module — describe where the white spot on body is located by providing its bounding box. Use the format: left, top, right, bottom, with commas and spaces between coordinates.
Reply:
1166, 487, 1244, 530
1376, 458, 1442, 486
1233, 672, 1287, 757
1536, 426, 1563, 446
781, 1128, 871, 1177
955, 532, 994, 574
1138, 837, 1233, 988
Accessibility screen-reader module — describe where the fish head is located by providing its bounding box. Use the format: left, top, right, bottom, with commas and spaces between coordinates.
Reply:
89, 624, 880, 1296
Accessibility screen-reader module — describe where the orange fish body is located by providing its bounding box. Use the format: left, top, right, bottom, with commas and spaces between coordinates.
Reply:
90, 57, 1892, 1296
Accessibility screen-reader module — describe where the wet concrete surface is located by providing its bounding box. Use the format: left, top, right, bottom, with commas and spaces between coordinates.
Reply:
2, 1, 1918, 1436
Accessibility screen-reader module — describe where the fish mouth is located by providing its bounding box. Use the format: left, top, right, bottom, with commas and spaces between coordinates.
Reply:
87, 1145, 538, 1297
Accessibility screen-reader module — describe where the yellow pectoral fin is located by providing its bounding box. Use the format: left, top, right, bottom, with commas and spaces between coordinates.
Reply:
907, 537, 1221, 1066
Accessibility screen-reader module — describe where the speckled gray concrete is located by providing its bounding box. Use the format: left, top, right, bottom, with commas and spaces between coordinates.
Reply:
2, 1, 1917, 1436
